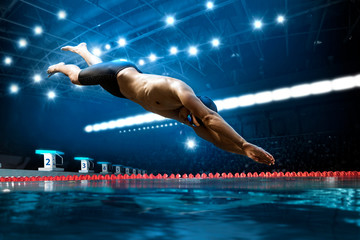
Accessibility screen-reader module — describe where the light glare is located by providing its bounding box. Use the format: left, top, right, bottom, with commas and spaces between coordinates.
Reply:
10, 84, 19, 93
206, 1, 214, 9
189, 46, 198, 56
19, 39, 27, 47
58, 10, 66, 19
254, 20, 262, 29
4, 57, 12, 65
92, 48, 102, 56
138, 59, 145, 66
277, 15, 285, 23
186, 139, 196, 149
48, 91, 56, 99
34, 26, 43, 35
33, 74, 41, 82
118, 38, 126, 47
149, 54, 157, 62
170, 46, 178, 55
166, 16, 175, 25
212, 38, 220, 47
105, 44, 111, 50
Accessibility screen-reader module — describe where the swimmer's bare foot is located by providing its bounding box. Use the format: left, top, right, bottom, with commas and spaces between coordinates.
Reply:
61, 42, 87, 54
47, 62, 65, 77
243, 142, 275, 166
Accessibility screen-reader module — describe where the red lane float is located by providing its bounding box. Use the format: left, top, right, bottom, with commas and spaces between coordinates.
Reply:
1, 171, 360, 182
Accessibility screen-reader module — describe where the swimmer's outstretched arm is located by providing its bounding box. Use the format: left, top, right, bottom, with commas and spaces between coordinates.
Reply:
176, 86, 275, 166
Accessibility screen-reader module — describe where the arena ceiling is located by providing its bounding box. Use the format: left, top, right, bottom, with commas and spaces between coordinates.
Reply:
0, 0, 359, 102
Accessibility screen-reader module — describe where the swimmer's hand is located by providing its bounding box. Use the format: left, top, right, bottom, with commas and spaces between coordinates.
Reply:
243, 142, 275, 166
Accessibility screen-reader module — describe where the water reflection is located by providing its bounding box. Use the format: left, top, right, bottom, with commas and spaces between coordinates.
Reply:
0, 178, 359, 240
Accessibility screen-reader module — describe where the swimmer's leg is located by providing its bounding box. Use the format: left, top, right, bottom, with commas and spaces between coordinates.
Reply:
61, 42, 102, 66
47, 62, 82, 85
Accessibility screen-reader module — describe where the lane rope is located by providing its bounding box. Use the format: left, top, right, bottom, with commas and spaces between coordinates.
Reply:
0, 171, 359, 182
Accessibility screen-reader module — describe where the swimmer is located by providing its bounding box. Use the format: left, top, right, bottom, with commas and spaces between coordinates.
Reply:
47, 43, 275, 166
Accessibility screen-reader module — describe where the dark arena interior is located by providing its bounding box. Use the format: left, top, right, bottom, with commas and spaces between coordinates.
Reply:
0, 0, 360, 239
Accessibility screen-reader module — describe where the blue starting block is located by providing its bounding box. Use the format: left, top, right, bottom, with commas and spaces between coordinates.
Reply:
74, 157, 94, 173
97, 162, 112, 174
35, 149, 64, 172
124, 166, 131, 175
142, 170, 147, 175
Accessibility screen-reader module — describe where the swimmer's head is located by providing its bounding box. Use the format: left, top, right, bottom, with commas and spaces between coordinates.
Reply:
197, 96, 218, 113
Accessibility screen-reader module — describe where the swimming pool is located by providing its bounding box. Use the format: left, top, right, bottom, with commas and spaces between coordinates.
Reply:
0, 177, 359, 240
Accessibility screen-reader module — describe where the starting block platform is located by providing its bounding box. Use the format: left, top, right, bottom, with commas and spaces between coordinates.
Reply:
74, 157, 94, 173
35, 149, 64, 172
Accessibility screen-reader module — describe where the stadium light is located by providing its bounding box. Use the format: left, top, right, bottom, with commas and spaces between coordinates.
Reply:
58, 10, 66, 19
118, 38, 126, 47
186, 139, 196, 149
254, 20, 262, 29
34, 26, 43, 35
211, 38, 220, 47
188, 46, 198, 56
138, 59, 145, 66
19, 38, 27, 48
277, 15, 285, 23
206, 1, 214, 9
166, 16, 175, 25
92, 47, 102, 57
4, 57, 12, 65
170, 46, 178, 55
149, 54, 157, 62
10, 84, 19, 94
48, 91, 56, 99
33, 74, 42, 83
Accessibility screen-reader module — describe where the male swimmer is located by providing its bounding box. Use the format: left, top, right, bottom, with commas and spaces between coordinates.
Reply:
47, 43, 275, 166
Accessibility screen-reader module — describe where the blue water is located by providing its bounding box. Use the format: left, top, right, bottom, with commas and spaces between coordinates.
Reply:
0, 178, 359, 240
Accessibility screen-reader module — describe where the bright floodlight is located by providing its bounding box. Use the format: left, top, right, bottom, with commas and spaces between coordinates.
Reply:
149, 54, 157, 62
254, 20, 262, 29
211, 38, 220, 47
34, 26, 43, 35
58, 10, 66, 19
10, 84, 19, 94
85, 125, 93, 133
118, 38, 126, 47
33, 74, 41, 83
138, 59, 145, 66
166, 16, 175, 25
48, 91, 56, 99
105, 44, 111, 50
186, 139, 196, 149
188, 46, 198, 56
18, 38, 27, 48
206, 1, 214, 9
277, 15, 285, 23
92, 47, 102, 56
4, 57, 12, 65
170, 46, 178, 55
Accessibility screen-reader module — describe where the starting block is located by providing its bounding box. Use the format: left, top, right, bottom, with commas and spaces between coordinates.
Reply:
113, 164, 124, 174
74, 157, 94, 173
97, 162, 112, 174
142, 170, 147, 175
35, 149, 64, 172
124, 166, 131, 175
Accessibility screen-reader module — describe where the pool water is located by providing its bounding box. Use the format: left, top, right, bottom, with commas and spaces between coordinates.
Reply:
0, 178, 359, 240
